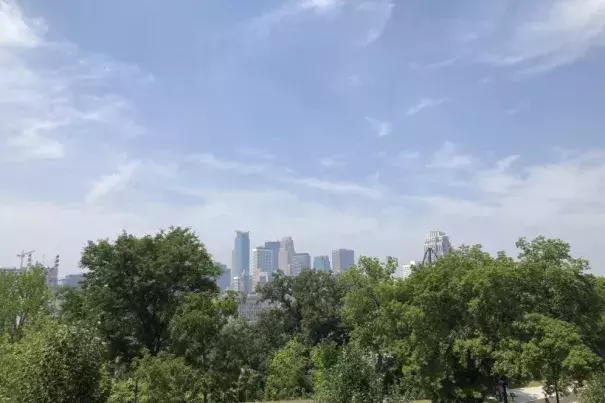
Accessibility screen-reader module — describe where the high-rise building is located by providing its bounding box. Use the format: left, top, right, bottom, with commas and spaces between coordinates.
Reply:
215, 262, 230, 292
424, 230, 452, 258
252, 247, 273, 290
332, 249, 355, 274
232, 230, 250, 276
313, 255, 331, 271
278, 237, 296, 275
291, 253, 311, 276
264, 241, 281, 272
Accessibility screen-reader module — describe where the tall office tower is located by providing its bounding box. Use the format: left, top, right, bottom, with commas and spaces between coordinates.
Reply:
232, 231, 251, 277
291, 253, 311, 276
252, 247, 273, 290
278, 236, 296, 275
264, 241, 281, 272
313, 255, 331, 271
424, 230, 452, 258
332, 249, 355, 274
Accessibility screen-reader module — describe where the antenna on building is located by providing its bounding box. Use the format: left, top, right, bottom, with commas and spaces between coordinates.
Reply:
16, 250, 35, 270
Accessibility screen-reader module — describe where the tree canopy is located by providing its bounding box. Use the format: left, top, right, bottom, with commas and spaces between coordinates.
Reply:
1, 228, 604, 402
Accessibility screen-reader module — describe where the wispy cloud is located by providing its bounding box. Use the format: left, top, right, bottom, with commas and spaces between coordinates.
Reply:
236, 147, 276, 160
405, 97, 448, 117
191, 153, 267, 174
287, 177, 382, 199
85, 161, 140, 204
483, 0, 605, 75
365, 116, 391, 137
357, 0, 395, 46
320, 154, 346, 167
427, 141, 472, 169
0, 0, 149, 162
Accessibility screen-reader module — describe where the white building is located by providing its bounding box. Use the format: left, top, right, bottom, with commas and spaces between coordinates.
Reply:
424, 231, 452, 258
278, 237, 296, 275
393, 261, 416, 279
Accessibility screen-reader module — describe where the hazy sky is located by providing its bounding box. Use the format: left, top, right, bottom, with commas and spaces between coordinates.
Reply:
2, 0, 605, 276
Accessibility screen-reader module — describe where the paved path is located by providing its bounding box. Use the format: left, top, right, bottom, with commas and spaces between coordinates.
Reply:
507, 386, 577, 403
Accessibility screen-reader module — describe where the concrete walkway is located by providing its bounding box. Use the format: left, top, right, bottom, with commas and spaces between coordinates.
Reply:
506, 386, 577, 403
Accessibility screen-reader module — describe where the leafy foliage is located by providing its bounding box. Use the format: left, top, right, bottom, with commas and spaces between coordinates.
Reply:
79, 227, 220, 365
0, 319, 106, 403
266, 337, 312, 400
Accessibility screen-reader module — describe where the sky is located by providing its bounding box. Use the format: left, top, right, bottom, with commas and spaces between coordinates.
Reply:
1, 0, 605, 276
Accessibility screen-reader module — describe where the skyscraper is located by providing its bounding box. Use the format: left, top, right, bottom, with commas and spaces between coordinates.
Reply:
291, 253, 311, 276
424, 230, 452, 258
332, 249, 355, 274
215, 262, 230, 292
264, 241, 281, 272
278, 236, 296, 275
232, 231, 251, 292
313, 255, 331, 271
252, 247, 273, 290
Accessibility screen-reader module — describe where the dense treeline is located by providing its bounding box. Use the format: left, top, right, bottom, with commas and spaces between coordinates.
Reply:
1, 227, 605, 402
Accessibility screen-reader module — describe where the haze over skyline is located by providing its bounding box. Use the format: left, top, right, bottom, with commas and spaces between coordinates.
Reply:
2, 0, 605, 276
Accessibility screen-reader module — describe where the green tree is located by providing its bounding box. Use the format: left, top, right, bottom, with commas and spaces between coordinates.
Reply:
258, 269, 346, 345
108, 352, 205, 403
169, 291, 238, 400
582, 372, 605, 403
266, 336, 312, 400
495, 314, 599, 403
0, 318, 106, 403
80, 227, 220, 365
314, 342, 384, 403
0, 265, 52, 341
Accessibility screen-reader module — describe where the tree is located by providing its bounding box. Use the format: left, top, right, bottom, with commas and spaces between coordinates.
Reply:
258, 269, 347, 346
495, 314, 599, 403
0, 318, 107, 403
266, 337, 312, 400
581, 372, 605, 403
80, 227, 220, 365
0, 265, 52, 341
168, 291, 238, 400
107, 352, 205, 403
314, 342, 385, 403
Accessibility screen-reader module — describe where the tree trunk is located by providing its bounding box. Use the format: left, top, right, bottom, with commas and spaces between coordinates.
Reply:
554, 379, 560, 403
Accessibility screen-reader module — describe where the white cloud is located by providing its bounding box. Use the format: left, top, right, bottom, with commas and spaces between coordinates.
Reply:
85, 161, 140, 204
484, 0, 605, 74
408, 58, 457, 71
191, 153, 267, 174
0, 1, 148, 163
0, 0, 42, 47
357, 0, 394, 46
284, 177, 382, 199
428, 141, 473, 169
365, 116, 391, 137
320, 154, 346, 167
405, 97, 448, 117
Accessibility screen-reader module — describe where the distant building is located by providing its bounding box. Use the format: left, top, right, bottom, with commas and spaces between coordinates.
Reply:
58, 273, 86, 288
264, 241, 281, 272
393, 261, 416, 279
2, 265, 58, 289
215, 262, 230, 292
291, 253, 311, 276
252, 247, 273, 290
313, 255, 331, 271
258, 272, 270, 287
424, 231, 452, 258
332, 249, 355, 274
232, 231, 251, 278
278, 237, 296, 275
237, 294, 276, 322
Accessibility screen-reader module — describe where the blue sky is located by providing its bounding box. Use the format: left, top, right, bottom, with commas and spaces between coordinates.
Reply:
2, 0, 605, 275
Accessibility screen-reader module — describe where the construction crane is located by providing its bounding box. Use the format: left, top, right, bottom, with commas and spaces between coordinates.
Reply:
17, 250, 35, 270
